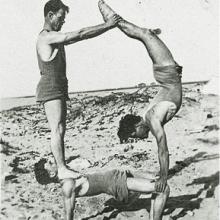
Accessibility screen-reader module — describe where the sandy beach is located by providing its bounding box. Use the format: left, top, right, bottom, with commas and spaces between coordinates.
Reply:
1, 83, 219, 220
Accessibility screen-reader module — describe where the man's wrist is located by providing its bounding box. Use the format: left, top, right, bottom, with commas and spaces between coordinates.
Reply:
105, 23, 113, 29
159, 172, 168, 180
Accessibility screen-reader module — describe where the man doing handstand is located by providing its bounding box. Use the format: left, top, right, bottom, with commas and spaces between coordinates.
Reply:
98, 0, 183, 193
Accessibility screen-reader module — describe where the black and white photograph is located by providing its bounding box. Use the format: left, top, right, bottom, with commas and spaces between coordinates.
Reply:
0, 0, 219, 219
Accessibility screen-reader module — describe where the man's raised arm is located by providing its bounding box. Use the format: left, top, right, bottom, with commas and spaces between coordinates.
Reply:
45, 14, 121, 45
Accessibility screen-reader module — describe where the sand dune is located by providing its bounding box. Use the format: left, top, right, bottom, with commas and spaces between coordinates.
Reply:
1, 84, 219, 220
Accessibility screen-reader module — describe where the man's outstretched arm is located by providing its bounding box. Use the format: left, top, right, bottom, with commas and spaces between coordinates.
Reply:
148, 116, 169, 193
44, 14, 121, 45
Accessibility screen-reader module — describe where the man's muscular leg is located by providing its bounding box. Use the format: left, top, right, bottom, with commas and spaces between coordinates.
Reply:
118, 21, 175, 66
150, 185, 170, 220
98, 0, 175, 66
99, 0, 179, 123
44, 99, 80, 179
127, 177, 170, 220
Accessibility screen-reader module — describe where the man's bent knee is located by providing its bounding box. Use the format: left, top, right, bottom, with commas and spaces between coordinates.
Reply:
62, 179, 76, 198
51, 122, 66, 136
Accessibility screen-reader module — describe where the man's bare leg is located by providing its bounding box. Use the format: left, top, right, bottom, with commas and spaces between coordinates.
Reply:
62, 179, 76, 220
150, 186, 170, 220
98, 0, 175, 66
44, 99, 80, 179
127, 178, 169, 220
129, 170, 158, 180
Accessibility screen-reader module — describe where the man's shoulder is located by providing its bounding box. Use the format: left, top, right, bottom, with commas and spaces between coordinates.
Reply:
38, 30, 59, 41
37, 30, 48, 43
38, 30, 52, 39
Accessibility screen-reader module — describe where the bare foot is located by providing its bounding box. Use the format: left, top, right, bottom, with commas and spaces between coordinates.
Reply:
58, 166, 81, 180
98, 0, 116, 22
149, 28, 162, 35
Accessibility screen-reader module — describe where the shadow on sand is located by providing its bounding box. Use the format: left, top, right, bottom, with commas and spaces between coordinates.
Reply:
167, 152, 219, 179
82, 152, 219, 220
33, 152, 219, 218
83, 171, 219, 220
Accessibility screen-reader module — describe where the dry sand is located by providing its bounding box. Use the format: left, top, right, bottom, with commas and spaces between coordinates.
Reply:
1, 84, 219, 220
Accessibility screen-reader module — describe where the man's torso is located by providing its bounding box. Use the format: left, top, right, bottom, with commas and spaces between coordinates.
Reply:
36, 30, 69, 102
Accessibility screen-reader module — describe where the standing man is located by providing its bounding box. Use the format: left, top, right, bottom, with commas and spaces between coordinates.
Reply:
98, 0, 183, 193
36, 0, 121, 180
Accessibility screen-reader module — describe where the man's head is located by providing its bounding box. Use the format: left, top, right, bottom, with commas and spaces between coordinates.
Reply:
44, 0, 69, 31
117, 114, 150, 144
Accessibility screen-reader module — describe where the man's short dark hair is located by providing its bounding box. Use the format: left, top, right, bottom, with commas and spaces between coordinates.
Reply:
44, 0, 69, 17
117, 114, 142, 143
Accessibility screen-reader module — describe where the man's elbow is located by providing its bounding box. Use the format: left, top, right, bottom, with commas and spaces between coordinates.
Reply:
63, 32, 80, 44
158, 142, 169, 160
63, 34, 69, 43
157, 135, 168, 154
78, 28, 89, 40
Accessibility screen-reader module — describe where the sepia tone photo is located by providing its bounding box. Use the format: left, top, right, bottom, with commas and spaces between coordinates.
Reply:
0, 0, 219, 219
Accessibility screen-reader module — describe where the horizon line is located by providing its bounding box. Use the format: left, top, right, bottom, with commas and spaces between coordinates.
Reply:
0, 80, 208, 99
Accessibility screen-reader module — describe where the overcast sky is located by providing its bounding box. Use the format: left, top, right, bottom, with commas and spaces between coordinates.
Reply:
0, 0, 219, 98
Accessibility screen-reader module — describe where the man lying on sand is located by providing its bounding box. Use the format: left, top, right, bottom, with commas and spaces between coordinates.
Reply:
98, 0, 183, 193
62, 169, 169, 220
